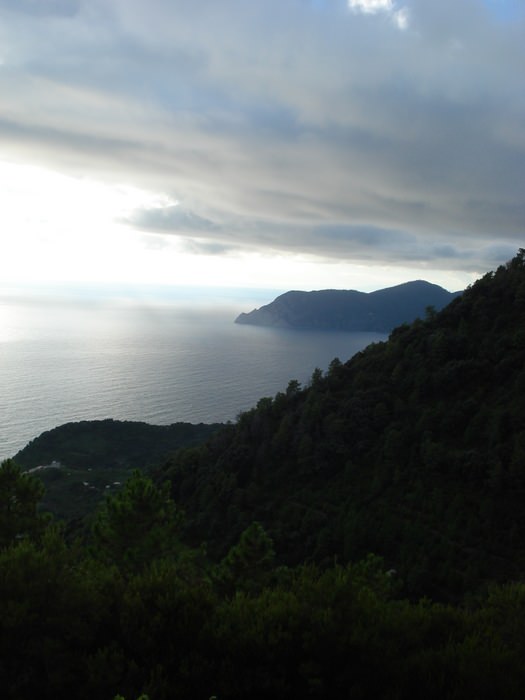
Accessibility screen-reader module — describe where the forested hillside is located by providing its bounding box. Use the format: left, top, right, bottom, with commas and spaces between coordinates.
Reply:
2, 251, 525, 699
163, 250, 525, 601
15, 419, 221, 471
13, 419, 221, 520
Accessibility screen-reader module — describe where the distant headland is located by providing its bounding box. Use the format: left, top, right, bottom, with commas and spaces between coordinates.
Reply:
235, 280, 461, 333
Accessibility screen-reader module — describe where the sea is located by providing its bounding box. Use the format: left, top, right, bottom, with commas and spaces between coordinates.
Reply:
0, 287, 386, 460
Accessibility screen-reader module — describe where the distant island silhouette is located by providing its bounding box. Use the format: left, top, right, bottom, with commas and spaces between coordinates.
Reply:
235, 280, 461, 332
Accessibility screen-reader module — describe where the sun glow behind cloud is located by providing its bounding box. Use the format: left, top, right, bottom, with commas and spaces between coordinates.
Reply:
0, 160, 166, 284
0, 161, 368, 291
0, 157, 496, 295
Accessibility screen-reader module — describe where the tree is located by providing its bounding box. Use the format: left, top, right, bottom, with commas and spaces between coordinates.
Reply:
286, 379, 301, 397
218, 521, 275, 594
92, 470, 183, 572
0, 459, 48, 548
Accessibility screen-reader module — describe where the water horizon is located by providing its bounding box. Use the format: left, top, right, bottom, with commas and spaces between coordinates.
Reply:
0, 289, 386, 460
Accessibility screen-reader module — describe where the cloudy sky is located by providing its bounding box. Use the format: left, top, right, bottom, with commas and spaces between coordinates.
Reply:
0, 0, 523, 293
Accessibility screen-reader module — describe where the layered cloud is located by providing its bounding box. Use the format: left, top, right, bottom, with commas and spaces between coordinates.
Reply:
0, 0, 523, 277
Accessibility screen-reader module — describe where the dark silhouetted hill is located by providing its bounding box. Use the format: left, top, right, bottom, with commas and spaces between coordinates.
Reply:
235, 280, 461, 332
163, 251, 525, 601
14, 419, 222, 520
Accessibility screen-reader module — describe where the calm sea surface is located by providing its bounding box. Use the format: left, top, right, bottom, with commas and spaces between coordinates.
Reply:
0, 296, 386, 460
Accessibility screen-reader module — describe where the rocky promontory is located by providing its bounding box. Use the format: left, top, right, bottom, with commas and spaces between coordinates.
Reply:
235, 280, 461, 333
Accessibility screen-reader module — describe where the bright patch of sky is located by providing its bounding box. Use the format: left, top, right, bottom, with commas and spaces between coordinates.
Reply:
0, 161, 165, 285
348, 0, 393, 12
2, 159, 450, 293
348, 0, 409, 29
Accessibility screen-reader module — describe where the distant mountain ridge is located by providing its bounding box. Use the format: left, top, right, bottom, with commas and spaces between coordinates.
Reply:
235, 280, 461, 332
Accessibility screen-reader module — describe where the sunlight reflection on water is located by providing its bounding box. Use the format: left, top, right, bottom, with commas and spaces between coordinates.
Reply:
0, 297, 385, 458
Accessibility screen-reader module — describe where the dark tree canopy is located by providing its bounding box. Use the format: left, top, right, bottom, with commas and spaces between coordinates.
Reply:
3, 251, 525, 699
0, 459, 48, 548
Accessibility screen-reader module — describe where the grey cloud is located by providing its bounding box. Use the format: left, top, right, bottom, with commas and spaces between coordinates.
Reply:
313, 225, 415, 250
0, 0, 81, 16
129, 206, 218, 234
479, 242, 521, 265
181, 239, 235, 256
430, 244, 464, 260
132, 210, 518, 276
0, 0, 523, 274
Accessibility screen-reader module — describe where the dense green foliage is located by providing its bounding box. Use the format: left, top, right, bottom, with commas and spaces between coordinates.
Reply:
14, 419, 222, 471
13, 419, 222, 520
164, 251, 525, 601
91, 470, 184, 572
2, 251, 525, 698
2, 460, 525, 698
0, 459, 49, 547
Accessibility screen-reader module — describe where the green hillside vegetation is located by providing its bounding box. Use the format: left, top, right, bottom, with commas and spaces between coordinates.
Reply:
2, 462, 525, 699
13, 419, 222, 521
164, 250, 525, 601
2, 251, 525, 698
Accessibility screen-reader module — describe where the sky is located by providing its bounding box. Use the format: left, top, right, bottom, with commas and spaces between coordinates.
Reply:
0, 0, 523, 295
